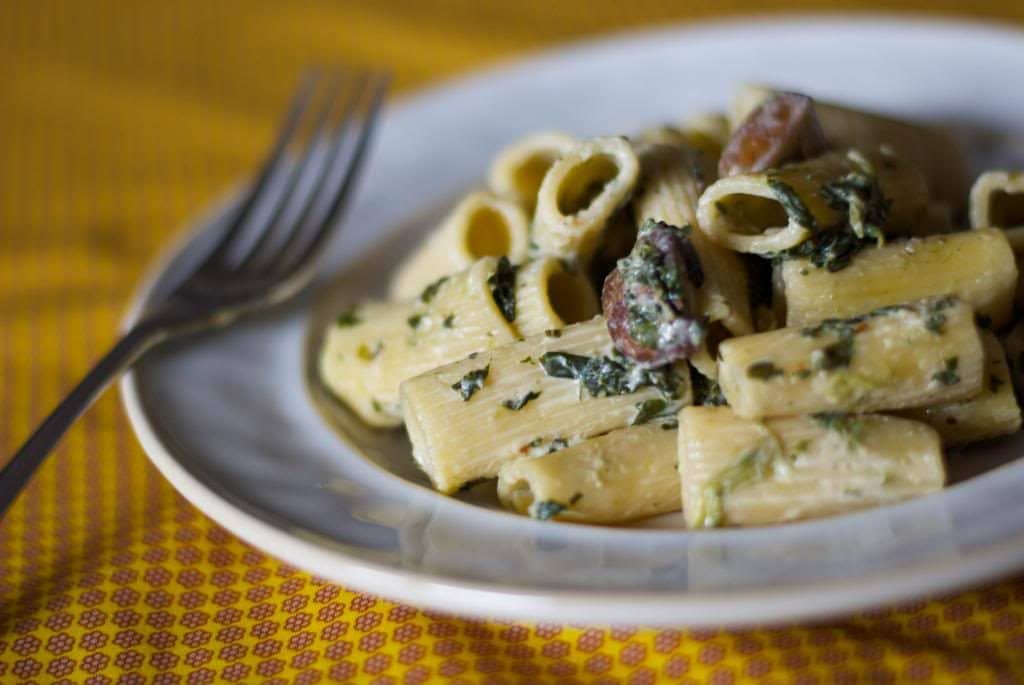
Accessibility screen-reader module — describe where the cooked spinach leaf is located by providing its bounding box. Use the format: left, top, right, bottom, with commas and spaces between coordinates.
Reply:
335, 306, 360, 327
502, 390, 541, 411
451, 365, 490, 400
933, 357, 960, 386
488, 256, 518, 322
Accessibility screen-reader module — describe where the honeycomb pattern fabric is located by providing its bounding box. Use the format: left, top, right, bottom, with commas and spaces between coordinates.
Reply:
1, 2, 1024, 682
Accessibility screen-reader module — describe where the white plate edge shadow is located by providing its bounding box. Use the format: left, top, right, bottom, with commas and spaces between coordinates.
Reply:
120, 15, 1024, 627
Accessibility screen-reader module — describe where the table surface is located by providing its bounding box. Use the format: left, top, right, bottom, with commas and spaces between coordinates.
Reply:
2, 2, 1024, 683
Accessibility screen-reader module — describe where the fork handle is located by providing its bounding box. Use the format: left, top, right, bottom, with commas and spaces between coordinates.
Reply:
0, 323, 163, 517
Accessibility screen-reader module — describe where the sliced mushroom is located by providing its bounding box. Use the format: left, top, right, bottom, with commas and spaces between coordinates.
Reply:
718, 92, 829, 177
602, 221, 707, 367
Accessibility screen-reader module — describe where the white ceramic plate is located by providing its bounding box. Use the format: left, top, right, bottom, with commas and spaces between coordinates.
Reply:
122, 17, 1024, 627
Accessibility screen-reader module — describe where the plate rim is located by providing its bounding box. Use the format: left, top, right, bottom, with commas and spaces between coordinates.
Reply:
121, 14, 1024, 627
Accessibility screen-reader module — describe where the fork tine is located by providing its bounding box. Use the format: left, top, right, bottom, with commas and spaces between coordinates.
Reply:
243, 69, 373, 278
274, 71, 390, 282
234, 71, 348, 271
198, 70, 322, 272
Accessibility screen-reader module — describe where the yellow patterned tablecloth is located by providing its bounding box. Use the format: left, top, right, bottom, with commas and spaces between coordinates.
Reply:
2, 2, 1024, 683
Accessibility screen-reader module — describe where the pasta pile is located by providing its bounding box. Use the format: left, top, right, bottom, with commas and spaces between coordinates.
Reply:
319, 84, 1024, 528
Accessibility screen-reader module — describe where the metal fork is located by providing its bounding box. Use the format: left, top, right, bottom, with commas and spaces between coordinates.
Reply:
0, 69, 389, 517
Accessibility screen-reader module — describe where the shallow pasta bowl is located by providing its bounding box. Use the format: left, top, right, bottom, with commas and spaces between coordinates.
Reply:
122, 16, 1024, 626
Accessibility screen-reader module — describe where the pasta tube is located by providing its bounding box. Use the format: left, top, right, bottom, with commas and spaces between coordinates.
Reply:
717, 297, 985, 418
898, 331, 1021, 446
400, 317, 691, 493
390, 191, 529, 300
782, 228, 1018, 329
512, 257, 600, 336
488, 131, 577, 213
970, 171, 1024, 229
321, 256, 593, 426
678, 406, 945, 528
728, 84, 968, 210
532, 136, 640, 267
696, 148, 928, 254
634, 143, 753, 336
497, 424, 680, 524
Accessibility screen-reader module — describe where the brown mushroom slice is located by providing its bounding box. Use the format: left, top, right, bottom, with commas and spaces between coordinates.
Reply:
718, 92, 829, 178
602, 221, 707, 367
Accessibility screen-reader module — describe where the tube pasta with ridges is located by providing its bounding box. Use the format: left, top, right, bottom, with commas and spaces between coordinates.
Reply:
532, 136, 640, 267
898, 331, 1021, 446
497, 424, 681, 523
696, 148, 928, 254
400, 317, 691, 493
782, 228, 1018, 329
512, 257, 599, 337
717, 297, 985, 418
678, 406, 945, 528
488, 131, 578, 213
390, 191, 529, 301
728, 84, 969, 211
635, 143, 753, 336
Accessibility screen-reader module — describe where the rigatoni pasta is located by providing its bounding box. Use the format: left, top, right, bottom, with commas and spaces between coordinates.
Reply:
488, 131, 578, 213
316, 84, 1024, 529
696, 148, 928, 254
717, 297, 985, 418
390, 191, 530, 300
497, 424, 680, 523
678, 406, 945, 528
532, 136, 640, 267
781, 228, 1018, 329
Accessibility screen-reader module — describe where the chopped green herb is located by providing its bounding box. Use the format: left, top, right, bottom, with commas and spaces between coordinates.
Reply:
487, 256, 519, 322
469, 352, 479, 359
335, 306, 360, 327
502, 390, 541, 411
811, 412, 864, 446
747, 361, 784, 380
547, 438, 569, 453
443, 314, 455, 328
771, 227, 871, 272
569, 492, 583, 505
356, 341, 382, 361
419, 276, 449, 304
533, 500, 567, 520
767, 177, 816, 229
407, 314, 423, 329
519, 356, 534, 364
813, 337, 854, 371
924, 296, 956, 334
539, 351, 682, 399
451, 365, 489, 400
371, 399, 383, 413
692, 372, 728, 406
632, 398, 671, 425
544, 329, 562, 338
933, 357, 960, 386
820, 170, 890, 241
698, 444, 777, 528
